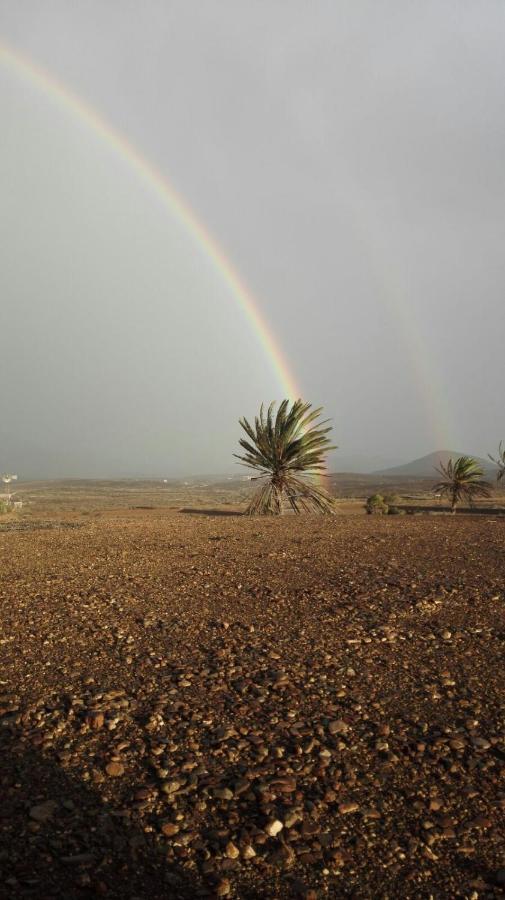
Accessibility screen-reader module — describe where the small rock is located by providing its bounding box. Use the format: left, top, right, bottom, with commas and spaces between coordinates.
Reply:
134, 787, 152, 800
271, 843, 295, 867
160, 778, 185, 794
216, 878, 231, 897
161, 822, 180, 836
469, 815, 492, 830
225, 841, 240, 859
338, 802, 359, 815
29, 800, 57, 823
328, 720, 349, 735
85, 711, 104, 729
60, 852, 95, 865
105, 761, 125, 777
363, 808, 381, 820
284, 809, 302, 828
265, 819, 284, 837
214, 787, 234, 801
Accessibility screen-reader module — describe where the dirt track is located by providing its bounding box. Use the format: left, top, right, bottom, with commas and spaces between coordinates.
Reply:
1, 511, 504, 898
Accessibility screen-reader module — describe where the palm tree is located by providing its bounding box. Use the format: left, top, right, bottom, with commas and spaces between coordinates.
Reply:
433, 456, 491, 513
489, 442, 505, 482
235, 399, 337, 515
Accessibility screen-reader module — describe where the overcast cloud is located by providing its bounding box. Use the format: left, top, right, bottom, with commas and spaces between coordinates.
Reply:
1, 1, 504, 476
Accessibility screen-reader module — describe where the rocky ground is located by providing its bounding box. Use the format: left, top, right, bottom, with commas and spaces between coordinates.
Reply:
0, 510, 504, 898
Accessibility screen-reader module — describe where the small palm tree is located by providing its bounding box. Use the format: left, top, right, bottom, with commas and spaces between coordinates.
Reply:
235, 399, 337, 515
489, 442, 505, 482
433, 456, 491, 513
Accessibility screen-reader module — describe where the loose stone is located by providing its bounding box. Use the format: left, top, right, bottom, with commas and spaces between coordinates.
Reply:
265, 819, 284, 837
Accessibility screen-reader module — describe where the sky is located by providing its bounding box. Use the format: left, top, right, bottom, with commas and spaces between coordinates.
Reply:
1, 0, 504, 476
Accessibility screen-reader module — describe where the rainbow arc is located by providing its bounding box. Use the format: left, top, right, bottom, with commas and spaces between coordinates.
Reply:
0, 40, 301, 404
1, 39, 455, 458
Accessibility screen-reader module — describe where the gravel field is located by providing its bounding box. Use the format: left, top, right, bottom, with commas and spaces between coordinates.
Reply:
0, 511, 504, 898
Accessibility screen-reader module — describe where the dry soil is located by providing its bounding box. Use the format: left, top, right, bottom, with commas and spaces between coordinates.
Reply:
0, 510, 504, 899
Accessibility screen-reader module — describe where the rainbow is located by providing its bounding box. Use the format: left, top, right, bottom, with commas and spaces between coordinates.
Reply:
334, 181, 456, 450
0, 39, 301, 404
0, 39, 456, 454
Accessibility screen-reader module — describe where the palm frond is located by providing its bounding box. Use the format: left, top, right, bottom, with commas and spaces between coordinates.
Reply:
236, 399, 337, 515
489, 442, 505, 482
433, 456, 492, 510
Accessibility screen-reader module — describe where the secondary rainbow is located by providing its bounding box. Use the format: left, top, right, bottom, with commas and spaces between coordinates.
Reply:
0, 40, 301, 404
1, 39, 455, 455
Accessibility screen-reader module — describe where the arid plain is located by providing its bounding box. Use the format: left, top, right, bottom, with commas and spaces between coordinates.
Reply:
1, 481, 504, 899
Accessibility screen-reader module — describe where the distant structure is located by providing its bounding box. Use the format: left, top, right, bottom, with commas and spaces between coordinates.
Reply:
1, 474, 21, 509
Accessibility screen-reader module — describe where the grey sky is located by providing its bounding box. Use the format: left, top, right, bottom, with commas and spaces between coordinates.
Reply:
1, 1, 504, 476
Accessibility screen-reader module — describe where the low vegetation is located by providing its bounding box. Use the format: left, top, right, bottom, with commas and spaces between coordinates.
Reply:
365, 493, 404, 515
365, 493, 389, 515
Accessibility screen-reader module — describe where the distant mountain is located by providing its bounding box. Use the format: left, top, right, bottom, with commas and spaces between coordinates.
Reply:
373, 451, 493, 478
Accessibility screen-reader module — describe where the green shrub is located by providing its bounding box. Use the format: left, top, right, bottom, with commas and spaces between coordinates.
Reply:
0, 500, 8, 515
365, 493, 388, 515
387, 505, 405, 516
384, 493, 401, 506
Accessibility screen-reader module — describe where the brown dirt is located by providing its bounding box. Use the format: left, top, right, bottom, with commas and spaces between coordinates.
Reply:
0, 510, 504, 898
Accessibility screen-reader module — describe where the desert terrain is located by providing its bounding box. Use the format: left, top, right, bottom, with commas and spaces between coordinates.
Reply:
0, 483, 504, 898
